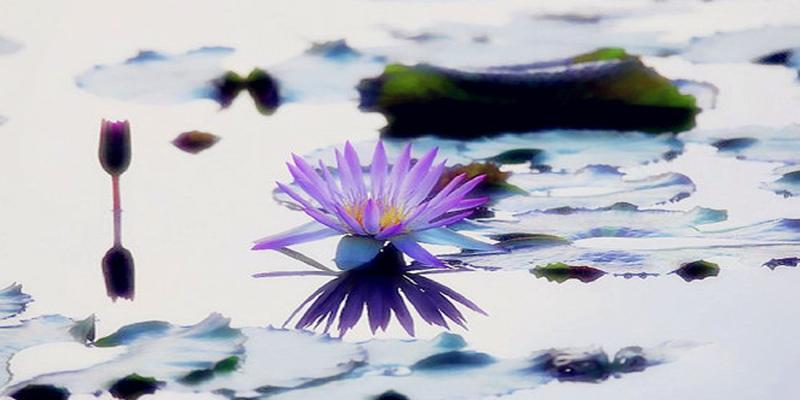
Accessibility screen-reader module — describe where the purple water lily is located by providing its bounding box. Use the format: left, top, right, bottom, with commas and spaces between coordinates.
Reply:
253, 141, 498, 269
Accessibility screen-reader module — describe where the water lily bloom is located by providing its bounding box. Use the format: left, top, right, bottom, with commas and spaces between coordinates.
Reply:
253, 141, 498, 269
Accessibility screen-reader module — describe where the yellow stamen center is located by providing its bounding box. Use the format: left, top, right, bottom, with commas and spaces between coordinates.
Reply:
344, 201, 405, 230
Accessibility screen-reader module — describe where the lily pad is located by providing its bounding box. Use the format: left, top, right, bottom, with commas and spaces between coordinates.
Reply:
450, 217, 800, 273
271, 336, 693, 400
194, 328, 366, 397
670, 260, 720, 282
467, 203, 726, 240
493, 165, 695, 213
1, 315, 95, 388
358, 49, 698, 138
304, 130, 683, 174
683, 26, 800, 65
531, 263, 607, 283
682, 126, 800, 165
763, 168, 800, 197
75, 47, 235, 104
7, 313, 245, 395
0, 284, 32, 320
172, 131, 221, 154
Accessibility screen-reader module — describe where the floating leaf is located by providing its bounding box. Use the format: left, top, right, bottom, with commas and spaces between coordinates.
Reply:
271, 335, 693, 400
9, 385, 69, 400
449, 217, 800, 273
763, 168, 800, 197
469, 203, 726, 240
108, 374, 164, 400
76, 47, 235, 104
1, 315, 95, 388
192, 328, 366, 397
682, 26, 800, 65
358, 49, 698, 138
682, 126, 800, 165
172, 131, 221, 154
435, 162, 520, 197
7, 314, 244, 395
302, 131, 683, 176
0, 284, 32, 320
493, 165, 695, 213
530, 263, 606, 283
763, 257, 800, 270
671, 260, 720, 282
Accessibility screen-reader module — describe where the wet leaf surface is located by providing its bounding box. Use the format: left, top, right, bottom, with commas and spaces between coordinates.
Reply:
0, 284, 32, 320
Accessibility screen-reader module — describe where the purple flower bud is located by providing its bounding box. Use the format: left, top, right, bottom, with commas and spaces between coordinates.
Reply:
99, 119, 131, 176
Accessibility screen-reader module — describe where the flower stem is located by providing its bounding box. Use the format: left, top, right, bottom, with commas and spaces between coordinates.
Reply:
112, 175, 122, 246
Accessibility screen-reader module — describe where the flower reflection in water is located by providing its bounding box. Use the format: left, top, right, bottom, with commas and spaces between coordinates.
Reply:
254, 245, 485, 337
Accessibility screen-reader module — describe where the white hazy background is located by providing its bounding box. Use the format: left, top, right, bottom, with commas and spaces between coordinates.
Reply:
1, 1, 800, 399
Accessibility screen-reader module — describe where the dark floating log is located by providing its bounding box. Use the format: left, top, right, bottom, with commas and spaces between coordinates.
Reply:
172, 131, 220, 154
358, 48, 699, 138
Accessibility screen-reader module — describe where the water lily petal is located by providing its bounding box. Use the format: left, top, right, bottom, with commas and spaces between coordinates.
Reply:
363, 199, 381, 234
410, 228, 499, 252
370, 141, 388, 198
375, 223, 405, 240
334, 204, 367, 235
387, 143, 412, 201
253, 222, 340, 250
405, 161, 447, 208
398, 147, 438, 201
335, 149, 358, 203
286, 163, 334, 209
390, 235, 446, 268
422, 210, 476, 230
318, 160, 344, 203
344, 141, 367, 199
